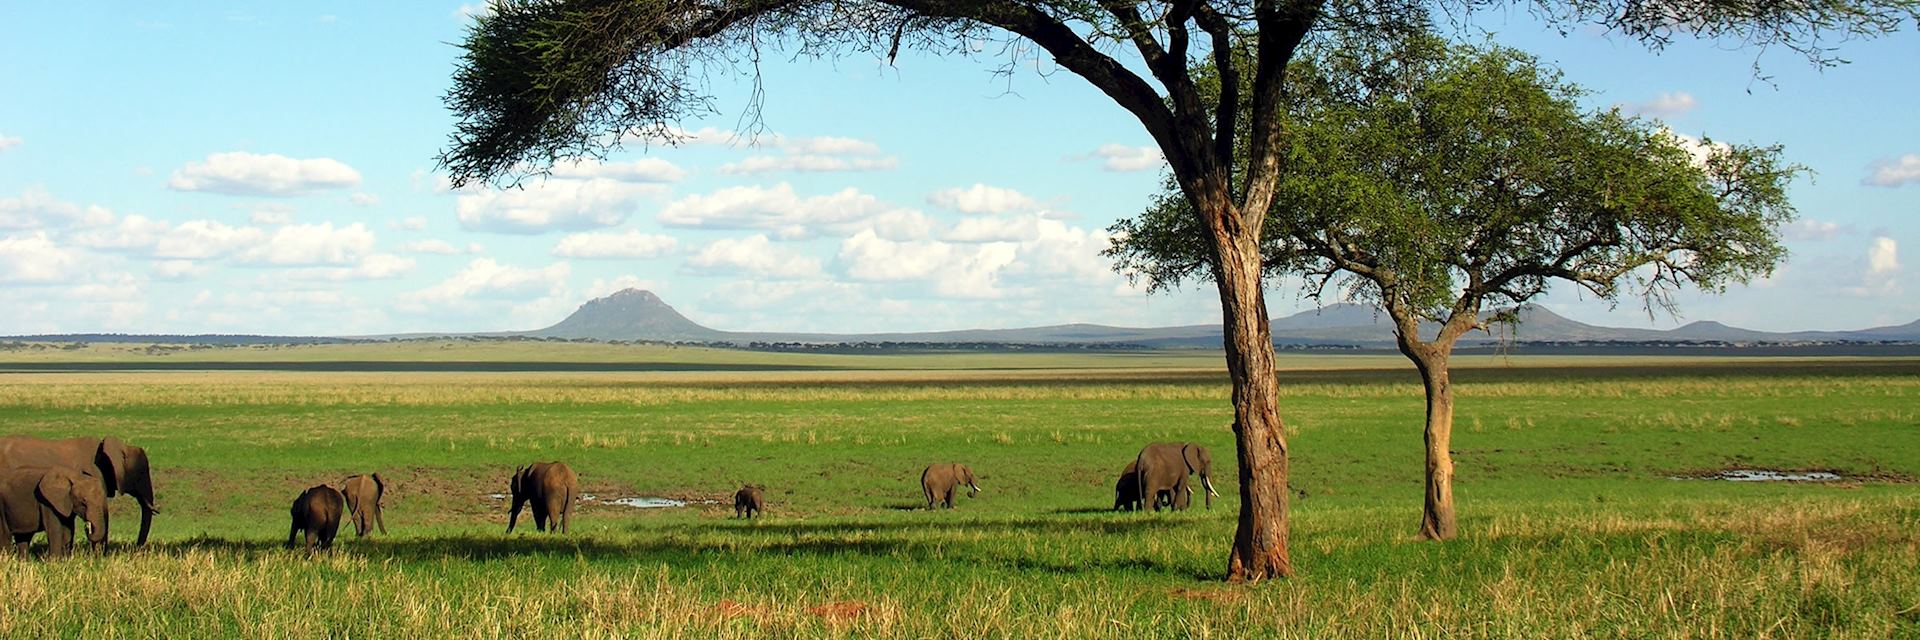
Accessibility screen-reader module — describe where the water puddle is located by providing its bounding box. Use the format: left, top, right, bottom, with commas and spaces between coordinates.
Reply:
486, 493, 716, 508
1674, 469, 1844, 482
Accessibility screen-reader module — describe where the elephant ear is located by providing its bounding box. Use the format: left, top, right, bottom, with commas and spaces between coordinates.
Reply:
1183, 445, 1203, 475
37, 470, 76, 518
371, 473, 386, 504
97, 437, 130, 497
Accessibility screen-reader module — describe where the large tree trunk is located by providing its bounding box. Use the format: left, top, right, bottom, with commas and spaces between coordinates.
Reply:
1409, 348, 1457, 541
1212, 225, 1292, 581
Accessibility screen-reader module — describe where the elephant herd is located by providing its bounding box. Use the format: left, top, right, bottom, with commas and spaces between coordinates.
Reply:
0, 435, 157, 558
0, 433, 1220, 557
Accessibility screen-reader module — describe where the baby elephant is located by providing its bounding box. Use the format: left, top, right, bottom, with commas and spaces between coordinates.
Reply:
341, 474, 387, 537
0, 466, 108, 558
288, 484, 345, 551
921, 463, 981, 510
507, 461, 577, 534
733, 484, 765, 519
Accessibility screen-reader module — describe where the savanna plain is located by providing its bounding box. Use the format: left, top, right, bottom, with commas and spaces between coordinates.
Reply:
0, 343, 1915, 638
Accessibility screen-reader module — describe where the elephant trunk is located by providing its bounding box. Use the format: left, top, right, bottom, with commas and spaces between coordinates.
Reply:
1202, 476, 1218, 509
89, 502, 109, 551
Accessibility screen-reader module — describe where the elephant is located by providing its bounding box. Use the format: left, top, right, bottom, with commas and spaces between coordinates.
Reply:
0, 435, 157, 545
921, 463, 980, 510
0, 466, 108, 558
340, 474, 387, 537
734, 484, 765, 519
1113, 460, 1180, 511
1134, 442, 1218, 511
288, 485, 344, 551
507, 462, 576, 534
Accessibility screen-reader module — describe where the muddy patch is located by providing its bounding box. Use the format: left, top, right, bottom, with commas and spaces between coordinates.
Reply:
485, 493, 720, 508
1666, 468, 1909, 483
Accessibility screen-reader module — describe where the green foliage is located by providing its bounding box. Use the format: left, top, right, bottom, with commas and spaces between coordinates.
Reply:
1108, 31, 1803, 332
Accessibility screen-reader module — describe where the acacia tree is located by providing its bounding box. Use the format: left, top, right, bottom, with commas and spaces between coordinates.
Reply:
440, 0, 1913, 580
1108, 30, 1801, 540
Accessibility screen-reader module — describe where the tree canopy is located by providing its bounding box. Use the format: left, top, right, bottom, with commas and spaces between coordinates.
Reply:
1107, 31, 1802, 331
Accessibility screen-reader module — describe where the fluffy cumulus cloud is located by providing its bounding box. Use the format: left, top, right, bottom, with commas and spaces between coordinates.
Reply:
1783, 219, 1842, 241
391, 216, 428, 231
647, 128, 898, 175
927, 184, 1038, 215
551, 229, 678, 259
236, 222, 375, 266
400, 239, 467, 255
168, 152, 363, 196
658, 183, 924, 239
1863, 154, 1920, 187
412, 259, 571, 304
682, 234, 822, 279
836, 230, 1016, 298
1622, 91, 1699, 118
1663, 130, 1731, 167
284, 254, 416, 281
550, 157, 686, 183
456, 177, 666, 234
1077, 144, 1164, 172
152, 259, 210, 281
1868, 236, 1900, 275
719, 155, 898, 175
0, 233, 82, 283
0, 187, 116, 230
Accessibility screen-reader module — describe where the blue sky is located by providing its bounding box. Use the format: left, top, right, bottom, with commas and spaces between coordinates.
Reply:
0, 3, 1914, 336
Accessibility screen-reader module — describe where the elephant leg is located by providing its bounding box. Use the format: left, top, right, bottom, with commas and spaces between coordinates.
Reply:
375, 506, 387, 535
305, 528, 319, 550
558, 492, 571, 534
287, 524, 299, 549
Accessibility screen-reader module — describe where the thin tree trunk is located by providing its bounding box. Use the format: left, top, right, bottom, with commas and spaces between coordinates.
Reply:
1213, 228, 1292, 581
1411, 349, 1457, 541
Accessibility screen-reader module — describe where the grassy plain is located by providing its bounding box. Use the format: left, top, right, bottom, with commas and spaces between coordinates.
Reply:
0, 345, 1915, 638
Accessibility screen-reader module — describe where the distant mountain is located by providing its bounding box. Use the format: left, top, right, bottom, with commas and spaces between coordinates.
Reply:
506, 289, 1920, 347
9, 288, 1917, 348
528, 289, 724, 342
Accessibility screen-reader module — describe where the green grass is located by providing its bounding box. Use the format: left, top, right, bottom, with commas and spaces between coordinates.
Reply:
0, 350, 1915, 638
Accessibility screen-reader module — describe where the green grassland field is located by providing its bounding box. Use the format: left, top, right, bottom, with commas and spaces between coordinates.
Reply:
0, 343, 1915, 638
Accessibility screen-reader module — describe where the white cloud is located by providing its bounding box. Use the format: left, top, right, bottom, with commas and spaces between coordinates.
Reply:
683, 234, 822, 279
401, 239, 465, 255
782, 135, 882, 156
1868, 236, 1900, 275
658, 183, 908, 239
1783, 219, 1842, 241
1079, 144, 1164, 172
551, 230, 678, 259
168, 152, 363, 196
236, 222, 375, 266
1663, 131, 1730, 168
391, 216, 428, 231
1622, 91, 1699, 118
247, 203, 296, 225
152, 260, 210, 281
927, 184, 1039, 215
0, 233, 81, 284
835, 230, 1016, 298
413, 258, 571, 304
0, 187, 116, 230
719, 155, 899, 175
350, 192, 380, 207
1864, 154, 1920, 188
455, 1, 495, 20
284, 253, 416, 281
456, 178, 664, 234
550, 157, 686, 183
944, 215, 1042, 242
0, 134, 20, 152
584, 275, 664, 300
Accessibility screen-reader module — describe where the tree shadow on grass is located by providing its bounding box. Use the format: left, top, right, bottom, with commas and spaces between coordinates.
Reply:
138, 520, 1218, 579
